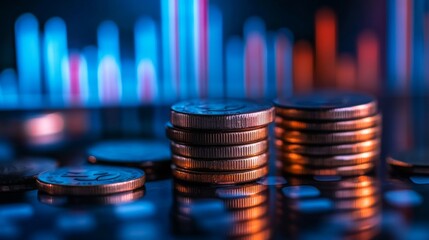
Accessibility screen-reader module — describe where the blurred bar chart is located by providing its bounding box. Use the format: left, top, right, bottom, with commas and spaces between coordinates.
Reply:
2, 0, 429, 108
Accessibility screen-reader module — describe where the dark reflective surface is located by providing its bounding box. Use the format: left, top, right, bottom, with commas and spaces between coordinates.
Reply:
2, 98, 429, 239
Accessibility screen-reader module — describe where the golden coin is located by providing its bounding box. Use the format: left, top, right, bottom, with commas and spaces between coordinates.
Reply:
172, 165, 268, 184
276, 139, 380, 155
275, 114, 381, 131
170, 140, 268, 159
282, 162, 374, 176
171, 99, 274, 130
36, 166, 146, 195
278, 150, 379, 167
166, 122, 269, 145
274, 91, 377, 120
275, 126, 381, 144
172, 153, 268, 171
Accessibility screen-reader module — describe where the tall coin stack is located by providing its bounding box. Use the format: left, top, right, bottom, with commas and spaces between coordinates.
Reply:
167, 99, 274, 184
274, 92, 381, 176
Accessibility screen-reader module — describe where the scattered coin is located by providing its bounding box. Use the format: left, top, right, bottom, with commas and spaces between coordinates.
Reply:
171, 99, 274, 130
166, 122, 269, 145
87, 139, 170, 168
0, 158, 57, 192
36, 165, 146, 195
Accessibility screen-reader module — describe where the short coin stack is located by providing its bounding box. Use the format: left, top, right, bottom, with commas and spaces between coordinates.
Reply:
167, 99, 274, 184
274, 92, 381, 176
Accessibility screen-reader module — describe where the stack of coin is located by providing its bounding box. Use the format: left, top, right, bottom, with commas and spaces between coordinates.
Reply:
274, 92, 381, 176
172, 181, 271, 239
167, 99, 274, 184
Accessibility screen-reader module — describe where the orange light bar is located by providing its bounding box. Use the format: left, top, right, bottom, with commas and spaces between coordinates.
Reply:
293, 41, 313, 93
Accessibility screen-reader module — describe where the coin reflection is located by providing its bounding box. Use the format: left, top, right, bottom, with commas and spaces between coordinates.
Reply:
172, 181, 271, 239
37, 188, 145, 206
278, 175, 381, 239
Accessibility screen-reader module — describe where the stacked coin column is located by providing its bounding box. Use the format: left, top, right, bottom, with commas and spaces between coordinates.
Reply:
274, 92, 381, 176
167, 99, 274, 184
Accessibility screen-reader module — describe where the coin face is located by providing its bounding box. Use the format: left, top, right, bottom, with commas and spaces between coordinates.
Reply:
274, 91, 377, 120
87, 140, 170, 167
36, 166, 146, 195
171, 99, 274, 130
172, 99, 272, 116
0, 158, 57, 192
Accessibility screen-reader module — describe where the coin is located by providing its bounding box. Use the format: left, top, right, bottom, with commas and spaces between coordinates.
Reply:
176, 192, 268, 209
174, 181, 268, 198
37, 188, 145, 206
275, 114, 381, 131
172, 165, 268, 184
278, 150, 379, 167
171, 99, 274, 130
171, 140, 268, 159
0, 158, 57, 192
274, 91, 377, 120
386, 150, 429, 174
166, 122, 269, 145
276, 139, 380, 155
87, 139, 170, 168
172, 153, 268, 171
36, 165, 146, 195
282, 162, 374, 176
275, 126, 381, 144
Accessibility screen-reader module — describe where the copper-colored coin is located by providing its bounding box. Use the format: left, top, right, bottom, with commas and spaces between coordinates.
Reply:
274, 91, 377, 120
228, 217, 269, 236
275, 114, 381, 131
174, 181, 268, 198
386, 150, 429, 174
36, 166, 146, 195
229, 204, 269, 221
278, 150, 379, 167
172, 165, 268, 184
166, 122, 269, 145
171, 140, 268, 159
172, 153, 268, 171
287, 175, 377, 190
176, 192, 268, 209
275, 126, 381, 144
171, 99, 274, 130
330, 194, 379, 210
276, 139, 380, 155
282, 162, 374, 176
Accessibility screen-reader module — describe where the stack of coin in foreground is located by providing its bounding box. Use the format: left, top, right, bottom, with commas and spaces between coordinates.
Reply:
167, 99, 274, 184
274, 92, 381, 176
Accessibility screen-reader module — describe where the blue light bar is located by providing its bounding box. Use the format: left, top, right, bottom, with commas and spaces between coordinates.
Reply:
43, 17, 68, 104
83, 46, 99, 105
0, 69, 18, 107
208, 5, 223, 98
15, 13, 41, 104
226, 37, 245, 98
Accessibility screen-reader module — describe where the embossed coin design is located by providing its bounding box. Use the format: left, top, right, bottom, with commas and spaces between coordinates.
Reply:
0, 158, 57, 192
274, 92, 377, 120
36, 165, 146, 195
171, 99, 274, 130
87, 140, 170, 168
